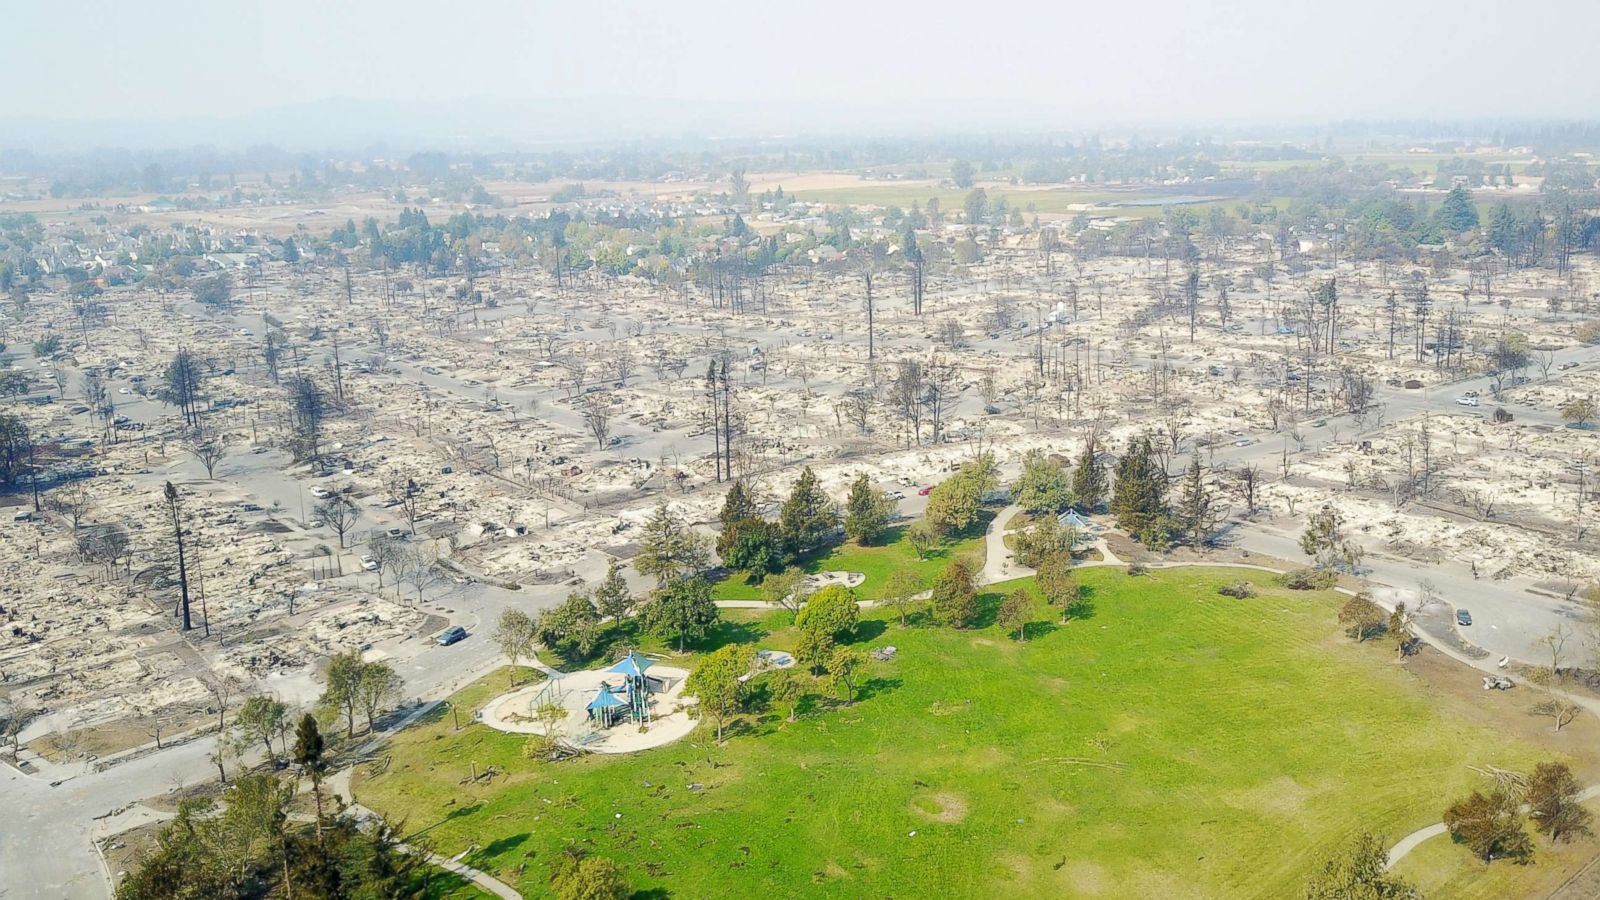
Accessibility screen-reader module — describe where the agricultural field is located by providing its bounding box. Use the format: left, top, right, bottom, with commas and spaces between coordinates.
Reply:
355, 566, 1579, 899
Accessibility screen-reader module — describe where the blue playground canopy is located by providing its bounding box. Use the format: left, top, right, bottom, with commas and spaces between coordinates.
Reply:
607, 651, 654, 680
587, 684, 626, 711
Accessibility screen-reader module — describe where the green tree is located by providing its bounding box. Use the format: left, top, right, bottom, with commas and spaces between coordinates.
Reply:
779, 466, 839, 554
1013, 514, 1076, 568
320, 650, 365, 737
950, 159, 975, 188
1338, 593, 1387, 642
1110, 437, 1170, 545
1036, 552, 1085, 619
931, 559, 979, 628
963, 187, 988, 225
1301, 504, 1359, 570
999, 589, 1033, 641
926, 453, 998, 533
761, 566, 812, 622
1013, 449, 1073, 516
829, 647, 865, 704
492, 609, 537, 683
635, 501, 710, 585
906, 520, 939, 559
1302, 830, 1420, 900
643, 576, 719, 651
686, 644, 754, 742
881, 568, 924, 627
795, 627, 835, 675
356, 659, 403, 732
717, 479, 757, 531
592, 559, 634, 620
720, 517, 787, 579
766, 669, 805, 722
843, 473, 894, 545
292, 714, 329, 839
236, 695, 288, 760
795, 584, 860, 641
1434, 185, 1480, 233
535, 592, 602, 658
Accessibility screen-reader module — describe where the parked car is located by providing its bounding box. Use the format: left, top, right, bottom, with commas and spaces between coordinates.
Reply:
360, 555, 378, 571
918, 485, 934, 496
310, 487, 332, 499
1456, 609, 1473, 626
1455, 397, 1479, 407
436, 625, 467, 646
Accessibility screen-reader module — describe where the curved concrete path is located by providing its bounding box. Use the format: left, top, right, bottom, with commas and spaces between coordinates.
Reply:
979, 504, 1024, 584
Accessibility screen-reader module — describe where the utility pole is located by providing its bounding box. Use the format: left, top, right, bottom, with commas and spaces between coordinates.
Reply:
164, 481, 193, 631
864, 269, 875, 359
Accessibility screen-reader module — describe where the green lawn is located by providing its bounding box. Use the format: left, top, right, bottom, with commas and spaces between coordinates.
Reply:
357, 567, 1554, 899
710, 511, 991, 602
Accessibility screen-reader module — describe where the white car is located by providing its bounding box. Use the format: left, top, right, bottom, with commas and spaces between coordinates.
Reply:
1456, 397, 1479, 407
310, 487, 333, 499
360, 555, 378, 571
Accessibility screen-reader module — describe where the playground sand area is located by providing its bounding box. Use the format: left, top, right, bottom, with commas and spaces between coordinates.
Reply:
478, 661, 695, 753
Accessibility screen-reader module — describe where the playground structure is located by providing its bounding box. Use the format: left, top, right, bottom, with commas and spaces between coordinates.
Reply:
479, 653, 696, 753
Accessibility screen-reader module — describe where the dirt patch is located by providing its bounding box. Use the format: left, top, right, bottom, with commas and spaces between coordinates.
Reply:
1060, 860, 1112, 895
1229, 775, 1310, 814
100, 820, 167, 888
910, 791, 969, 823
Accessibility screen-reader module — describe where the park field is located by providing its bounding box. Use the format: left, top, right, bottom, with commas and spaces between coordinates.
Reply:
710, 511, 990, 602
355, 567, 1572, 898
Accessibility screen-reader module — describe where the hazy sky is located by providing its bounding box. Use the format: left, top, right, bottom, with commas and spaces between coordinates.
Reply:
7, 0, 1600, 130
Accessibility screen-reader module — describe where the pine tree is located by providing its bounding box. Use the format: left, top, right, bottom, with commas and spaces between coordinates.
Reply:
779, 466, 838, 554
1072, 441, 1108, 511
1434, 185, 1480, 233
717, 480, 756, 531
843, 473, 891, 545
592, 558, 634, 620
1176, 458, 1217, 547
1110, 437, 1170, 544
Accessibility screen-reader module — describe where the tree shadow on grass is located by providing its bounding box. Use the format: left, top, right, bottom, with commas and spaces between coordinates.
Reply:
850, 619, 888, 644
631, 889, 672, 900
407, 803, 484, 842
1022, 620, 1061, 640
854, 676, 903, 702
467, 832, 529, 869
973, 591, 1007, 629
685, 618, 768, 654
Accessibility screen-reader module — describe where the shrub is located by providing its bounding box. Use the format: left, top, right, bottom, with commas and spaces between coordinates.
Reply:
1217, 580, 1255, 599
1280, 567, 1336, 590
1126, 562, 1148, 577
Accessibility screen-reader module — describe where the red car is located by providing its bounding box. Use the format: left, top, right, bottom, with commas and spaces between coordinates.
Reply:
918, 485, 934, 496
